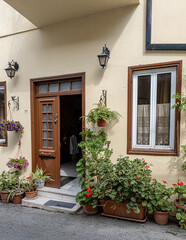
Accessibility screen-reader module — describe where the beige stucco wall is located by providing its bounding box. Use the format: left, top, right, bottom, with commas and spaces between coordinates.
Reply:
0, 0, 185, 185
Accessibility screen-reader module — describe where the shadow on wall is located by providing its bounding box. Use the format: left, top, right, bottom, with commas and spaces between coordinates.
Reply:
33, 5, 138, 83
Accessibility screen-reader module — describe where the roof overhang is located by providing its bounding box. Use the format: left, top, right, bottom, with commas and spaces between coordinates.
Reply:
4, 0, 140, 27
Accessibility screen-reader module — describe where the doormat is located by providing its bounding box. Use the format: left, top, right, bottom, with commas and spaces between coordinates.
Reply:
44, 200, 76, 209
60, 176, 76, 187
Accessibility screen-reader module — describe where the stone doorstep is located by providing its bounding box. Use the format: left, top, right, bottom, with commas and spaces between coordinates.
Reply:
22, 196, 81, 214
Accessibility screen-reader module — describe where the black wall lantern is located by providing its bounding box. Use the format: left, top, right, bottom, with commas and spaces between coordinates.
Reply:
97, 44, 110, 69
5, 60, 19, 79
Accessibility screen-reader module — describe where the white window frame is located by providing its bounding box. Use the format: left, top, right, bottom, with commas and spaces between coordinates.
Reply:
132, 67, 176, 150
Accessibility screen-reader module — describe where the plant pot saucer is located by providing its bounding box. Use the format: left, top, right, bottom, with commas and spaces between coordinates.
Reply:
101, 213, 147, 223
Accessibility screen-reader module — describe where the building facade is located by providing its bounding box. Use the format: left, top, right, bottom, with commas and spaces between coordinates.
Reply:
0, 0, 185, 188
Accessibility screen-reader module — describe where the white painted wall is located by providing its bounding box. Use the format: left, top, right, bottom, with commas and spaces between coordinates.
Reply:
0, 0, 185, 185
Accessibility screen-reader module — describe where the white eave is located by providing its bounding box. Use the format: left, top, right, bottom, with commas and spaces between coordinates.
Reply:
4, 0, 140, 27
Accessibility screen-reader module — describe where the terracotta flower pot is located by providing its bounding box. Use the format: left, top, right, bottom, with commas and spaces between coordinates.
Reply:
97, 119, 106, 127
13, 194, 23, 204
25, 191, 37, 199
1, 191, 9, 203
154, 210, 169, 225
100, 200, 146, 221
83, 204, 99, 215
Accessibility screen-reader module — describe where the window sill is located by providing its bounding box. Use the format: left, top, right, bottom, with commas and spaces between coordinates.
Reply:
127, 148, 178, 156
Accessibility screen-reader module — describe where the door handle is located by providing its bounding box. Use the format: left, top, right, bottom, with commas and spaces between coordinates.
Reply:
55, 114, 58, 123
40, 152, 52, 156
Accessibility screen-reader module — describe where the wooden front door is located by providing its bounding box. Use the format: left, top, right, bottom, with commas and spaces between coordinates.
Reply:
35, 96, 60, 188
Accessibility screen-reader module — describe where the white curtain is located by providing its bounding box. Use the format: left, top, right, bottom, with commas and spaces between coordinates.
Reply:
137, 104, 170, 145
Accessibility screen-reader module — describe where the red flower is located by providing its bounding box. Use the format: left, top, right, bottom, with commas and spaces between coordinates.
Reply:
163, 181, 167, 184
127, 181, 129, 184
85, 192, 92, 198
27, 176, 31, 179
178, 182, 184, 186
135, 176, 139, 179
87, 188, 92, 192
145, 165, 150, 168
32, 183, 36, 185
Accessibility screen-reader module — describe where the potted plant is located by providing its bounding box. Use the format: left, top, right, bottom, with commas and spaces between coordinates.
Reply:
76, 188, 99, 215
84, 103, 121, 127
22, 176, 38, 199
146, 180, 174, 225
174, 182, 186, 229
0, 171, 18, 203
98, 157, 152, 222
32, 166, 53, 189
0, 120, 24, 133
76, 129, 113, 214
7, 156, 29, 169
8, 180, 24, 204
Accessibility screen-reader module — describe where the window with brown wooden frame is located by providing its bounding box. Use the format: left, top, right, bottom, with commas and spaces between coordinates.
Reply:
0, 82, 7, 146
127, 61, 182, 156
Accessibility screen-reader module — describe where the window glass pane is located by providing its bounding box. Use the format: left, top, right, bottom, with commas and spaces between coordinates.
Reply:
49, 141, 53, 147
48, 114, 52, 121
43, 140, 48, 147
0, 85, 6, 142
43, 123, 47, 130
60, 82, 70, 91
156, 73, 171, 146
72, 81, 82, 90
43, 104, 47, 112
43, 131, 47, 138
38, 85, 47, 93
48, 104, 52, 112
48, 123, 53, 129
49, 131, 53, 138
137, 75, 151, 145
49, 83, 58, 92
43, 114, 47, 120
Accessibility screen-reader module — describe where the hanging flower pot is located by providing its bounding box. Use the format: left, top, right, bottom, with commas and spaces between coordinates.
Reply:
7, 156, 29, 169
0, 120, 24, 133
97, 119, 107, 127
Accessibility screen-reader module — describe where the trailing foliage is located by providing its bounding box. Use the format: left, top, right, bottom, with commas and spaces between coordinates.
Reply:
83, 103, 121, 125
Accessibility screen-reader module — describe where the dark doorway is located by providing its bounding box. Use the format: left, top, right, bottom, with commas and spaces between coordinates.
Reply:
60, 95, 82, 185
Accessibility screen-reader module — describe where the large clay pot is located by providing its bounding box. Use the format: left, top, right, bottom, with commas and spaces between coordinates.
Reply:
97, 119, 106, 127
1, 191, 9, 203
154, 210, 169, 225
100, 200, 146, 221
13, 193, 24, 204
25, 191, 37, 199
174, 200, 186, 226
83, 204, 99, 215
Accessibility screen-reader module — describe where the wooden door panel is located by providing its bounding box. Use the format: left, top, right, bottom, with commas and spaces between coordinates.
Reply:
35, 97, 60, 188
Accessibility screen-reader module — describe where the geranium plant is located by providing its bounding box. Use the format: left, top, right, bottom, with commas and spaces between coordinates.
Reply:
0, 120, 24, 133
76, 188, 98, 207
7, 156, 29, 169
22, 176, 37, 192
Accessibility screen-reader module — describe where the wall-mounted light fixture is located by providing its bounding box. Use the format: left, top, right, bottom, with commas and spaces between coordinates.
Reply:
8, 96, 19, 111
5, 60, 19, 79
97, 45, 110, 69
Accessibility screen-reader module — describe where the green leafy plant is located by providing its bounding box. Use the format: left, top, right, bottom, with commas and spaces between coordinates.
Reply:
8, 179, 24, 202
83, 103, 121, 126
76, 188, 98, 206
97, 157, 153, 214
32, 166, 53, 183
76, 129, 113, 207
0, 171, 18, 192
21, 176, 37, 192
145, 180, 174, 214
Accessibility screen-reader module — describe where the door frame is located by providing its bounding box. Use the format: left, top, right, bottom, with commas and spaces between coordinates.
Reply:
30, 72, 85, 179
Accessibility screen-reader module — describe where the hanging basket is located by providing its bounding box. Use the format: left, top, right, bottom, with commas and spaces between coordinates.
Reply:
0, 120, 24, 133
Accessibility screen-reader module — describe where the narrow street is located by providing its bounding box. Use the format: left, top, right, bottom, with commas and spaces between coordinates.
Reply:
0, 203, 185, 240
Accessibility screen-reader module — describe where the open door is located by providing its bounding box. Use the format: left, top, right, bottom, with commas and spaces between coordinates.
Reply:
34, 96, 60, 188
